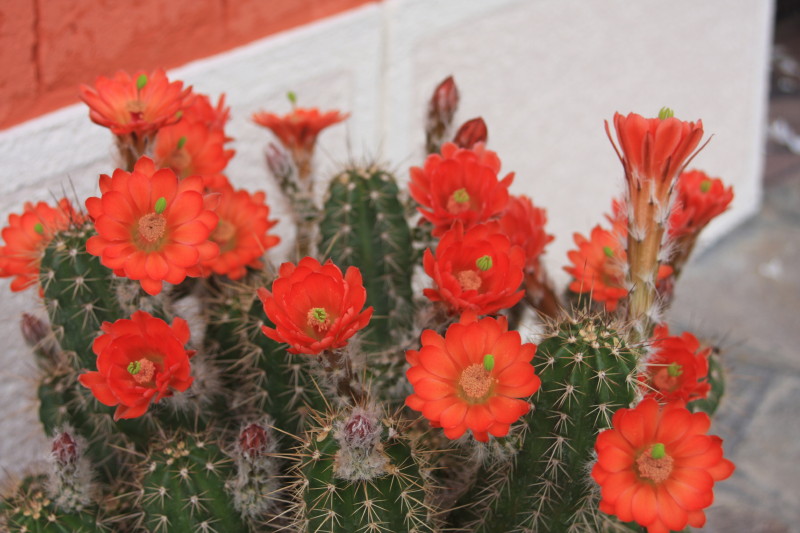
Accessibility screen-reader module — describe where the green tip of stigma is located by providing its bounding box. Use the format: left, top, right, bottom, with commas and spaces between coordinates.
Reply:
33, 223, 44, 235
312, 307, 327, 321
603, 245, 614, 258
154, 197, 167, 214
177, 136, 187, 150
453, 188, 470, 204
700, 179, 712, 193
136, 74, 148, 90
658, 107, 674, 120
476, 255, 493, 271
651, 443, 666, 459
127, 360, 141, 375
287, 91, 297, 105
482, 354, 495, 371
667, 362, 683, 377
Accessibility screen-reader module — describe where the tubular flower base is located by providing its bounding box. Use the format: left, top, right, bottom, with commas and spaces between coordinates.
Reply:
201, 184, 280, 280
153, 118, 235, 179
0, 199, 81, 293
85, 156, 220, 295
257, 257, 373, 355
592, 398, 734, 533
79, 68, 191, 136
423, 222, 525, 316
405, 313, 539, 442
640, 324, 711, 403
78, 311, 195, 420
410, 142, 514, 236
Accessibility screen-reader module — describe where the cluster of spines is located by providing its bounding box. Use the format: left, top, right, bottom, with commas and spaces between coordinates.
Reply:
289, 407, 439, 533
455, 315, 640, 533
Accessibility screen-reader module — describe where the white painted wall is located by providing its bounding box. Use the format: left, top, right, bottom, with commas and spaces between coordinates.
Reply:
0, 0, 774, 477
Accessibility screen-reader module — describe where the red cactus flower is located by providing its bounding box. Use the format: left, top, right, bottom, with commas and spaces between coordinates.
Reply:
154, 119, 234, 179
496, 194, 554, 273
593, 398, 734, 533
201, 183, 280, 280
79, 69, 191, 136
0, 199, 81, 293
410, 142, 514, 237
669, 170, 734, 238
423, 222, 525, 316
78, 311, 195, 420
640, 324, 711, 403
565, 225, 672, 312
184, 93, 231, 134
405, 312, 539, 442
257, 257, 373, 355
85, 157, 219, 295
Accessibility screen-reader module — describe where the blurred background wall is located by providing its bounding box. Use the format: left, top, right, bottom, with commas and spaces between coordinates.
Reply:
0, 0, 774, 478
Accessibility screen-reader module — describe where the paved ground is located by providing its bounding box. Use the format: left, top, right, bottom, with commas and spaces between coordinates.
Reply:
669, 16, 800, 529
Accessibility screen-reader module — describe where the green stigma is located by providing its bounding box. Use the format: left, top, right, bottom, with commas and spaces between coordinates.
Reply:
476, 255, 493, 271
700, 179, 712, 193
136, 74, 148, 90
311, 307, 327, 322
175, 110, 183, 120
154, 197, 167, 214
603, 245, 614, 258
452, 188, 470, 204
658, 107, 674, 120
127, 360, 142, 375
177, 136, 187, 150
482, 354, 495, 371
287, 91, 297, 105
650, 443, 666, 459
33, 223, 44, 235
667, 362, 683, 377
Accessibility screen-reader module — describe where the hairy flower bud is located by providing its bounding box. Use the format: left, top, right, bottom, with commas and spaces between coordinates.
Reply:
453, 117, 488, 149
342, 413, 375, 448
52, 431, 79, 468
425, 76, 460, 154
239, 423, 270, 460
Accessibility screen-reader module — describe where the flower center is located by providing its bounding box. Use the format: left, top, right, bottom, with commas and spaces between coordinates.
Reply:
458, 363, 494, 401
211, 219, 237, 250
636, 443, 674, 484
447, 188, 471, 214
138, 213, 167, 243
700, 179, 712, 193
127, 358, 156, 385
456, 270, 482, 291
307, 307, 330, 331
126, 99, 147, 122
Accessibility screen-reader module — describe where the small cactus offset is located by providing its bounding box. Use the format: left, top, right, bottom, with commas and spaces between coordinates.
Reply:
1, 71, 736, 533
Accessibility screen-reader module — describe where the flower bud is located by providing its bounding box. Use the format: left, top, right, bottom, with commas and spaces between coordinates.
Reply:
343, 413, 374, 448
21, 313, 48, 347
239, 423, 270, 460
428, 76, 459, 128
52, 432, 79, 468
453, 117, 488, 149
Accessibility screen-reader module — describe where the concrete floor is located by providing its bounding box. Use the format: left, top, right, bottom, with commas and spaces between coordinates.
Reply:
669, 43, 800, 531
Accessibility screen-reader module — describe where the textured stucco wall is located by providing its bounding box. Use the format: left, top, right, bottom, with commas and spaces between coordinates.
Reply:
0, 0, 773, 478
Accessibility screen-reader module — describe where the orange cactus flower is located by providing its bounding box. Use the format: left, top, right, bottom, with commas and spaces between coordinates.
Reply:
201, 183, 280, 280
184, 93, 231, 134
85, 157, 219, 295
257, 257, 373, 355
154, 119, 235, 179
410, 142, 514, 237
0, 199, 81, 293
405, 313, 540, 442
79, 68, 191, 136
565, 225, 671, 312
640, 324, 711, 403
593, 398, 734, 533
669, 169, 734, 239
78, 311, 195, 420
496, 194, 554, 273
423, 222, 525, 316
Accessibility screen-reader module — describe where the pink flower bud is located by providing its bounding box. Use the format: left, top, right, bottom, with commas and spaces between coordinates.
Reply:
428, 76, 460, 127
21, 313, 48, 347
52, 432, 79, 467
342, 412, 377, 448
239, 423, 270, 459
265, 143, 293, 182
453, 117, 488, 149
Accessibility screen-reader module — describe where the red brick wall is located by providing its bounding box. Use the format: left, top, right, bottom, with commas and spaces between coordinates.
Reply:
0, 0, 375, 131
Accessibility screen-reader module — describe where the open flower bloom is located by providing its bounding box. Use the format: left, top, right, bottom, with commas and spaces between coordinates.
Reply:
405, 313, 539, 442
201, 183, 279, 280
423, 222, 525, 316
593, 398, 734, 533
154, 118, 235, 179
85, 157, 219, 295
79, 68, 191, 136
669, 170, 734, 239
565, 225, 672, 312
257, 257, 373, 355
410, 142, 513, 236
78, 311, 195, 420
184, 92, 231, 134
0, 199, 81, 293
640, 324, 711, 403
496, 194, 554, 274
